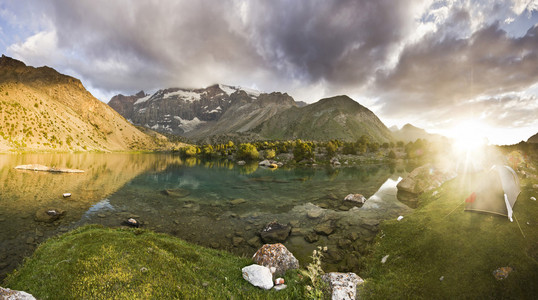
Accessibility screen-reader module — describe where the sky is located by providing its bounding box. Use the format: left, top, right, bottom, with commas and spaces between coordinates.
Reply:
1, 0, 537, 145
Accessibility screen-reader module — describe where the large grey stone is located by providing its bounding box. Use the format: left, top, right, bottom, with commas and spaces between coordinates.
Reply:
242, 264, 274, 290
322, 272, 364, 300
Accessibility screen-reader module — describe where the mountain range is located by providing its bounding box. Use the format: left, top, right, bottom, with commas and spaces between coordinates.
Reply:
109, 86, 394, 144
389, 123, 445, 143
0, 55, 159, 152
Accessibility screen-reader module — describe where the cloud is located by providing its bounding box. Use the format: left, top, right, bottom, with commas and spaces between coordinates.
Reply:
3, 0, 538, 143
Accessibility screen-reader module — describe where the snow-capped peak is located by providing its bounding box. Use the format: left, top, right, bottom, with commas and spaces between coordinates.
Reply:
218, 84, 261, 98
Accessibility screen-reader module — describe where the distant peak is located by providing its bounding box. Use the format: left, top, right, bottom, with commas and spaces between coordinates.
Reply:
135, 90, 146, 97
218, 84, 261, 97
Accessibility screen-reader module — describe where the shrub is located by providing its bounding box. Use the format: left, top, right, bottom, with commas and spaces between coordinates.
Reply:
236, 143, 259, 161
293, 140, 314, 162
264, 149, 276, 159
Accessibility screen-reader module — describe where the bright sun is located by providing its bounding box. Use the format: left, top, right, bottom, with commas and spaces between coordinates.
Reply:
450, 120, 490, 153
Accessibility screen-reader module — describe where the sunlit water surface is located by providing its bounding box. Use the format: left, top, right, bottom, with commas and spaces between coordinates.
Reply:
0, 153, 413, 280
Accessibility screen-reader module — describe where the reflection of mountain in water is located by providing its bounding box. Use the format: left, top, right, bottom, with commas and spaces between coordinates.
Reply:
0, 153, 181, 280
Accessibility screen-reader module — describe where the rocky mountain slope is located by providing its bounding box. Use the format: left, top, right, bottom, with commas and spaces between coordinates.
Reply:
0, 55, 157, 152
391, 123, 445, 143
527, 132, 538, 143
253, 95, 394, 143
110, 88, 394, 143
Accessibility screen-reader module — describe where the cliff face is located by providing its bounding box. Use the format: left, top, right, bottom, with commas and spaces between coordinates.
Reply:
0, 55, 157, 152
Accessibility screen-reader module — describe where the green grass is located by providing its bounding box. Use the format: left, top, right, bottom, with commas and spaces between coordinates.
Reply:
359, 166, 538, 299
4, 225, 306, 299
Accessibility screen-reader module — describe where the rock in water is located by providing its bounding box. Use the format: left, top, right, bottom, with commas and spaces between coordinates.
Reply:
321, 272, 364, 300
344, 194, 366, 205
396, 164, 456, 208
241, 264, 274, 290
161, 188, 190, 198
0, 286, 36, 300
252, 243, 299, 276
260, 221, 291, 243
35, 208, 66, 223
123, 218, 140, 228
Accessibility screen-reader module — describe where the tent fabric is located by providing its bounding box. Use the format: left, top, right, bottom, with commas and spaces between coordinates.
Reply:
464, 165, 520, 219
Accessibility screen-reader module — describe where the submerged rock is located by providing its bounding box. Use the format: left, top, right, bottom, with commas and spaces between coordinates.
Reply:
322, 272, 364, 300
35, 208, 65, 223
0, 286, 36, 300
123, 218, 140, 228
161, 188, 190, 198
260, 221, 291, 243
252, 243, 299, 276
242, 264, 274, 290
314, 221, 334, 236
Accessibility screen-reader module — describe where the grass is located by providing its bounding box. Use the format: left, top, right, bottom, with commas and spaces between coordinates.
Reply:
359, 162, 538, 299
3, 225, 306, 299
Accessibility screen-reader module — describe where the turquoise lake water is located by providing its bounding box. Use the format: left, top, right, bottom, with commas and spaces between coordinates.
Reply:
0, 153, 413, 280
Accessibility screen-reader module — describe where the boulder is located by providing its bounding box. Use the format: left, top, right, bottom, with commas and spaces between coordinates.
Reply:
237, 160, 246, 165
242, 264, 274, 290
344, 194, 366, 205
35, 208, 65, 223
321, 272, 364, 300
307, 208, 324, 219
0, 286, 36, 300
396, 164, 456, 208
229, 198, 247, 205
252, 243, 300, 276
259, 160, 271, 167
260, 221, 291, 243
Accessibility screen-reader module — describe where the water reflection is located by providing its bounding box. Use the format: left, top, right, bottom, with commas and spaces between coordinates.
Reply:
0, 154, 413, 280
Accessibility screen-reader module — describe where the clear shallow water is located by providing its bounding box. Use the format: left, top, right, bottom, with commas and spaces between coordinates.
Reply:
0, 153, 412, 280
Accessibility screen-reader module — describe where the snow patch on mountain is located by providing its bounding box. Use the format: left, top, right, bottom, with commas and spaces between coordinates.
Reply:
134, 94, 152, 105
174, 116, 205, 133
164, 90, 201, 102
219, 84, 261, 98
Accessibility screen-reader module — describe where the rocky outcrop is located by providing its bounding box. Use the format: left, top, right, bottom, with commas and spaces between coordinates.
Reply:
252, 243, 299, 276
397, 164, 456, 208
241, 264, 274, 290
322, 272, 364, 300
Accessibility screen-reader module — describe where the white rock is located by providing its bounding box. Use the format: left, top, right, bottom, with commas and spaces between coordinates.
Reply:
0, 287, 36, 300
273, 284, 287, 291
321, 272, 364, 300
397, 216, 404, 221
63, 193, 71, 198
531, 197, 536, 201
381, 255, 389, 264
242, 264, 274, 290
344, 194, 366, 204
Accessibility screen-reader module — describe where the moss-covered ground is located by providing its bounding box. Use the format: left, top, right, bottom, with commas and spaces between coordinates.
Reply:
3, 225, 305, 299
360, 160, 538, 299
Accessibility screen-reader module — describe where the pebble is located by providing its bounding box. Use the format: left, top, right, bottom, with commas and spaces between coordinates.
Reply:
273, 284, 287, 291
531, 197, 536, 201
439, 276, 444, 281
381, 255, 389, 264
397, 216, 404, 221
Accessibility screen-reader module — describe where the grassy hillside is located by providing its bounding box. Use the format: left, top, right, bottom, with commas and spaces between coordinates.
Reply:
359, 160, 538, 298
0, 55, 157, 152
4, 225, 305, 299
253, 95, 394, 143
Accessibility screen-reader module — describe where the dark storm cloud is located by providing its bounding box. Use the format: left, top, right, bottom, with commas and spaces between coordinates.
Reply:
375, 22, 538, 118
242, 0, 421, 86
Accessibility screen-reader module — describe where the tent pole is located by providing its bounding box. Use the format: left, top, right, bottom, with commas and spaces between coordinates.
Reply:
514, 214, 526, 239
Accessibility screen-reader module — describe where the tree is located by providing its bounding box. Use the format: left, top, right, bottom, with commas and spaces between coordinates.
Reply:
236, 143, 259, 161
265, 149, 276, 159
293, 140, 314, 162
183, 145, 198, 157
388, 150, 397, 159
326, 141, 338, 157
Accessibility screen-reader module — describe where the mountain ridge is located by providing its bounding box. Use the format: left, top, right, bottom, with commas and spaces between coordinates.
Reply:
0, 55, 159, 152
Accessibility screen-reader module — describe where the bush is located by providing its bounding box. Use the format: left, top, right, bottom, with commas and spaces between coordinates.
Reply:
183, 145, 198, 157
236, 143, 259, 161
293, 140, 314, 162
264, 149, 276, 159
326, 141, 338, 157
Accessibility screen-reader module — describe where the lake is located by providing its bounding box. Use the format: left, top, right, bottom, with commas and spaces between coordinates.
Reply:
0, 153, 412, 280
